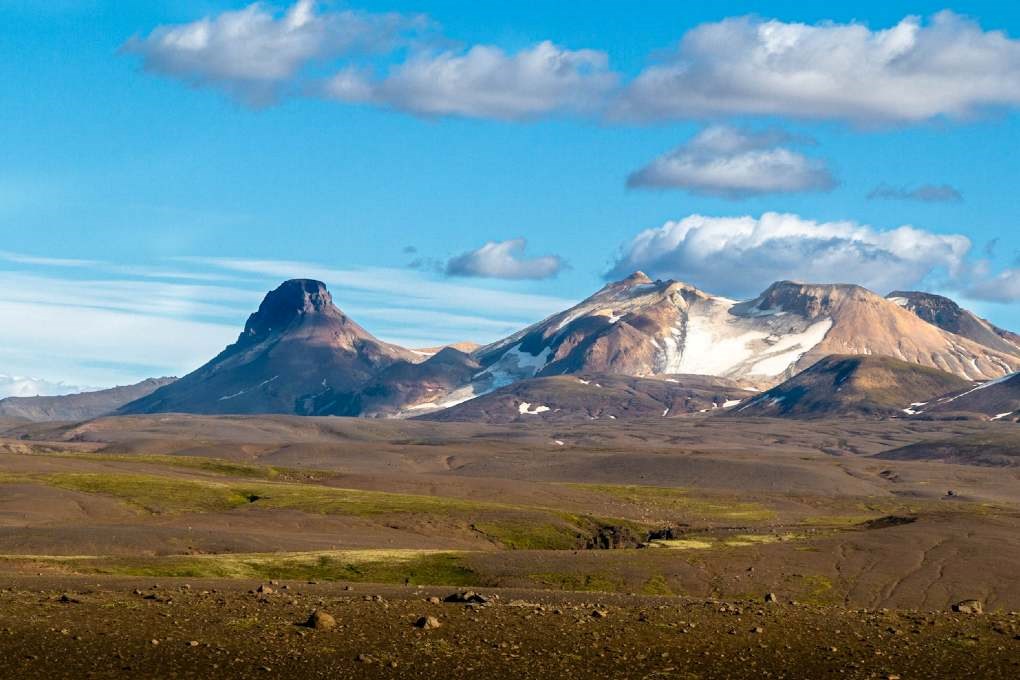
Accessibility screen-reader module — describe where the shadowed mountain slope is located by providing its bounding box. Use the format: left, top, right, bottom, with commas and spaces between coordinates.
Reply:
730, 355, 970, 419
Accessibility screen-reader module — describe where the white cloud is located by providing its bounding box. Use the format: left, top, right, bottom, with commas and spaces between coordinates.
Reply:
124, 0, 425, 104
0, 375, 96, 399
608, 212, 972, 298
617, 11, 1020, 123
444, 239, 566, 279
627, 125, 835, 198
867, 183, 963, 202
965, 268, 1020, 303
324, 41, 617, 120
0, 251, 99, 268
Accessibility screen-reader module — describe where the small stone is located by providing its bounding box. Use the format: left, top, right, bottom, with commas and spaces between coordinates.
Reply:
591, 610, 609, 619
951, 600, 984, 615
257, 585, 273, 595
187, 641, 200, 647
752, 627, 764, 634
426, 596, 441, 605
764, 592, 778, 604
304, 610, 337, 630
151, 640, 159, 646
416, 616, 442, 630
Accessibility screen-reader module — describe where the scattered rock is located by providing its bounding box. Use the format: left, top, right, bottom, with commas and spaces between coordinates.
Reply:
415, 616, 442, 630
257, 585, 273, 595
591, 609, 609, 619
764, 593, 778, 604
426, 596, 441, 605
304, 610, 337, 630
444, 591, 490, 604
951, 600, 984, 615
58, 594, 80, 604
187, 640, 199, 647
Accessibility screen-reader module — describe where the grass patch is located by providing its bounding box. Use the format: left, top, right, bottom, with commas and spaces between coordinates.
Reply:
42, 473, 253, 514
17, 550, 479, 586
797, 574, 837, 605
649, 533, 806, 550
566, 483, 775, 522
640, 574, 674, 596
471, 519, 582, 550
42, 452, 283, 480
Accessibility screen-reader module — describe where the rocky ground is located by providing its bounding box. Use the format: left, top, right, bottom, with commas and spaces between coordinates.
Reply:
1, 414, 1019, 677
1, 577, 1018, 679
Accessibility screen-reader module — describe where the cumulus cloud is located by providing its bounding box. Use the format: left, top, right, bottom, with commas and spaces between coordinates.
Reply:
607, 212, 971, 298
123, 0, 425, 104
324, 41, 617, 120
867, 183, 963, 203
445, 239, 565, 280
627, 125, 836, 198
616, 11, 1020, 124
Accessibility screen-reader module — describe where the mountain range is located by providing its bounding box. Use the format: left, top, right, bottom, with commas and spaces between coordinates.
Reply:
10, 273, 1017, 423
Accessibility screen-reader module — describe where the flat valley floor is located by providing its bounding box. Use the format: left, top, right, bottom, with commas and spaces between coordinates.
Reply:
1, 414, 1018, 678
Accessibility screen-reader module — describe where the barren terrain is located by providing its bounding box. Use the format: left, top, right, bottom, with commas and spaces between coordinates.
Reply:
1, 413, 1018, 677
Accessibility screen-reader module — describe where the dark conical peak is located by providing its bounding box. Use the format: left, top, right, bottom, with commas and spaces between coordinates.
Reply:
241, 279, 339, 341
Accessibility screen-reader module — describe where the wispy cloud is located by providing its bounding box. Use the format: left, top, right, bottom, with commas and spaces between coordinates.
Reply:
866, 183, 963, 203
0, 254, 578, 389
0, 251, 100, 268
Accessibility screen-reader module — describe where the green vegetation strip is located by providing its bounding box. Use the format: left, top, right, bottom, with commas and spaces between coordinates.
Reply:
565, 483, 776, 521
0, 550, 479, 585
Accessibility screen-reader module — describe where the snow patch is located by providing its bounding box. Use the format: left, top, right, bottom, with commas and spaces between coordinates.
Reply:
749, 319, 833, 377
518, 402, 550, 415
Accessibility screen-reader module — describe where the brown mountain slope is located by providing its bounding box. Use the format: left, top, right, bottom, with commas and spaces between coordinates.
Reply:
742, 282, 1019, 381
887, 290, 1020, 356
118, 279, 417, 416
419, 373, 756, 424
0, 377, 176, 422
730, 355, 971, 419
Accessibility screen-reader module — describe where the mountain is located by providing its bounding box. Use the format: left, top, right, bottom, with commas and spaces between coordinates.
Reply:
418, 373, 756, 424
0, 377, 176, 422
119, 279, 418, 416
330, 347, 482, 418
468, 275, 1019, 396
729, 355, 970, 419
116, 275, 1020, 419
909, 372, 1019, 421
887, 291, 1020, 357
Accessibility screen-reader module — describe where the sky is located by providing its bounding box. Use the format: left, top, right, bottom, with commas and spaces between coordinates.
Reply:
2, 1, 1020, 395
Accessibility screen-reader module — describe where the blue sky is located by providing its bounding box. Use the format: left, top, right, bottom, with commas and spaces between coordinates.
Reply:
2, 1, 1020, 394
